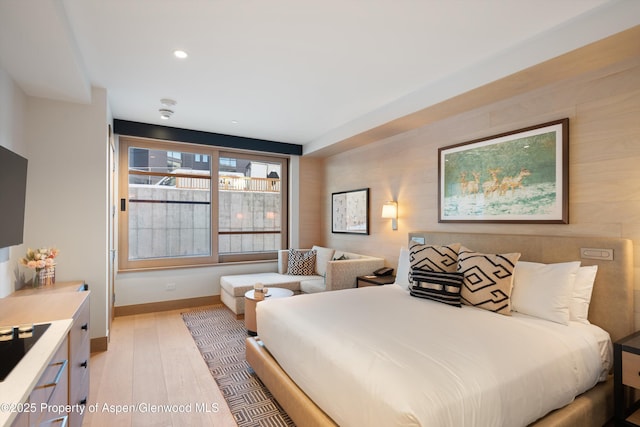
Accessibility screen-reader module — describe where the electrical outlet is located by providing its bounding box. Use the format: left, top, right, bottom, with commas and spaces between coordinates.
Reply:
165, 283, 176, 291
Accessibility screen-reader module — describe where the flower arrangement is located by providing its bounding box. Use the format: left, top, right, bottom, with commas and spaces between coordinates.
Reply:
20, 247, 59, 287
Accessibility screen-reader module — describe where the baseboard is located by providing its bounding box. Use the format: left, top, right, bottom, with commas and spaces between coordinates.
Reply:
91, 336, 108, 353
114, 295, 221, 317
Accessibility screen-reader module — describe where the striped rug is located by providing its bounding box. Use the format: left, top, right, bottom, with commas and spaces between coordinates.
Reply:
182, 306, 295, 427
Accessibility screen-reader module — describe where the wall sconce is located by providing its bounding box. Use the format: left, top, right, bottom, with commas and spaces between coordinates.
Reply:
381, 201, 398, 230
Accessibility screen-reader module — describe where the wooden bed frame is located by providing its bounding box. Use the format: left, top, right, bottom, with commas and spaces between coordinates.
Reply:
246, 231, 634, 427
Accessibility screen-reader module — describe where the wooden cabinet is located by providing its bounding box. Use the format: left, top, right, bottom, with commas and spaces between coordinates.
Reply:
5, 282, 89, 427
11, 336, 69, 427
67, 296, 90, 427
9, 412, 28, 427
32, 336, 69, 427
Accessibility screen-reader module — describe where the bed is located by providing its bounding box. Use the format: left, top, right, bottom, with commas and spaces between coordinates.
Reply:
246, 231, 634, 426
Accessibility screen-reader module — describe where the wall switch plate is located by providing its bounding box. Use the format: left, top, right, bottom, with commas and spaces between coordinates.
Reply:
580, 248, 614, 261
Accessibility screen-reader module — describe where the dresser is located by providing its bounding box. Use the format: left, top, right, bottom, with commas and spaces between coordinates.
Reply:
0, 281, 89, 427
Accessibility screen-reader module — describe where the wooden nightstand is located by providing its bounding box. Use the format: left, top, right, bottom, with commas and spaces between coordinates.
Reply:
356, 275, 396, 287
615, 331, 640, 426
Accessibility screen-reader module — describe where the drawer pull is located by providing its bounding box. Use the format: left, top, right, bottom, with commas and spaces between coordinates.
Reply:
80, 360, 88, 369
81, 323, 88, 331
35, 359, 68, 390
41, 415, 68, 427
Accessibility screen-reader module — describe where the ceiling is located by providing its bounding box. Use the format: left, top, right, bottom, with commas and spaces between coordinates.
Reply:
0, 1, 638, 155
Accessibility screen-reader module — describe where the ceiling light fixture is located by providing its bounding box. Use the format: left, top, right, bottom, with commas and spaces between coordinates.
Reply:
160, 98, 177, 108
173, 50, 188, 59
159, 108, 174, 120
159, 98, 177, 120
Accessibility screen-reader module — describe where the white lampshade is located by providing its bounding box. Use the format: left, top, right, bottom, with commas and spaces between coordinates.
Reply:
381, 201, 398, 230
381, 202, 397, 219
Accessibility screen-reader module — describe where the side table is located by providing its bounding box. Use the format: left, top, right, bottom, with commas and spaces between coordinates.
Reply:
615, 330, 640, 426
244, 287, 294, 336
356, 275, 396, 287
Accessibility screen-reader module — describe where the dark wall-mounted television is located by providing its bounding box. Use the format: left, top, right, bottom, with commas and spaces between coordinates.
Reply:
0, 146, 28, 248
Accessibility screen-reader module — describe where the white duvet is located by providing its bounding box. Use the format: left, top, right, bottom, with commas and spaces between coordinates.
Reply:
257, 285, 609, 427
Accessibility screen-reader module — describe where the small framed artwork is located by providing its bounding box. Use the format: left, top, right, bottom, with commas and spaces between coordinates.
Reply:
439, 118, 569, 223
332, 188, 369, 234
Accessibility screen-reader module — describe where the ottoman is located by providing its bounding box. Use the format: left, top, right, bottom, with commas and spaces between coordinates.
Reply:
220, 272, 308, 316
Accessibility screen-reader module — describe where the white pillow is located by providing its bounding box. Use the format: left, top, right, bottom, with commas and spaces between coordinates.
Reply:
511, 261, 581, 325
570, 265, 598, 324
312, 245, 335, 276
393, 247, 411, 290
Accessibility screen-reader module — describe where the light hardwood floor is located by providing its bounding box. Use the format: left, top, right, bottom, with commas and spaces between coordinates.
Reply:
84, 307, 237, 426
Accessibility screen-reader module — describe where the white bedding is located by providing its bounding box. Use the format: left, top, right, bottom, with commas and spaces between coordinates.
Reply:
257, 284, 610, 427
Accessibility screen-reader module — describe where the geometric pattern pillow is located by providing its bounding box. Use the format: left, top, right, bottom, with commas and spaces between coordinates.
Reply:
286, 249, 317, 275
409, 241, 461, 273
409, 269, 464, 307
457, 246, 521, 315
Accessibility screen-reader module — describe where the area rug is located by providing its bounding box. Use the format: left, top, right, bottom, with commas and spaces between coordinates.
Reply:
182, 306, 295, 427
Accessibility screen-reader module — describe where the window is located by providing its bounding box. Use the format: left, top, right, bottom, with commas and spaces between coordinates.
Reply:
218, 153, 285, 263
194, 154, 210, 163
118, 137, 288, 270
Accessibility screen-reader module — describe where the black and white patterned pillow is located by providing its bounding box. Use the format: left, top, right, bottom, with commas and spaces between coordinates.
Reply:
457, 246, 521, 315
409, 241, 460, 273
410, 269, 464, 307
286, 249, 317, 275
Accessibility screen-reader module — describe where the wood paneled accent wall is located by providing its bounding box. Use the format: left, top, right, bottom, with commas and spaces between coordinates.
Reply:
320, 28, 640, 328
297, 156, 324, 248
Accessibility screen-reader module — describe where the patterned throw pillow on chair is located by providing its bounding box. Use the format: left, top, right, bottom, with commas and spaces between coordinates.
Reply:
456, 246, 521, 315
286, 249, 317, 276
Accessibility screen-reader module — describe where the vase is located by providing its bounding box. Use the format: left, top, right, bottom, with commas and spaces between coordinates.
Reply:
32, 270, 41, 288
34, 267, 55, 288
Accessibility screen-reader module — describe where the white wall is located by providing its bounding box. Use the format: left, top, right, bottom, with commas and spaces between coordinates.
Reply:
115, 261, 278, 306
0, 66, 28, 297
24, 88, 109, 340
0, 70, 110, 341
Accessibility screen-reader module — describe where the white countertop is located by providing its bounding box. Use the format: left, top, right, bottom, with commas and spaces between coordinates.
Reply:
0, 319, 72, 427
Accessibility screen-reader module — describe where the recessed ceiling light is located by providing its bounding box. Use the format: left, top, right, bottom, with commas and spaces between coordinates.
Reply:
173, 50, 188, 59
